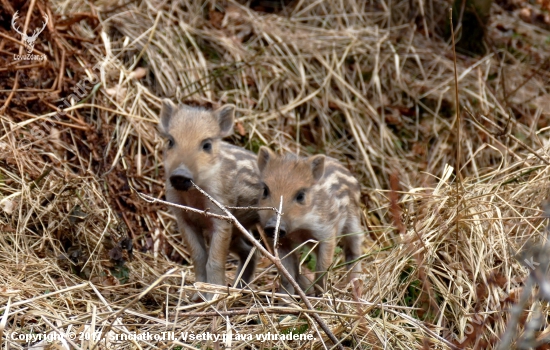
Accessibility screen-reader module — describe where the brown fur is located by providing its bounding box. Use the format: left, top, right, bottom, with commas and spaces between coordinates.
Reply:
159, 99, 261, 300
257, 147, 363, 296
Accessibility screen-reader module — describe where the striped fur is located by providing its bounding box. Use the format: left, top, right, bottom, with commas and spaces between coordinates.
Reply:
257, 147, 363, 295
159, 100, 261, 300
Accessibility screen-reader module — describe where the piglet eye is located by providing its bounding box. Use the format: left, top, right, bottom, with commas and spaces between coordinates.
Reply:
295, 190, 306, 204
167, 138, 175, 149
262, 184, 270, 199
202, 140, 212, 152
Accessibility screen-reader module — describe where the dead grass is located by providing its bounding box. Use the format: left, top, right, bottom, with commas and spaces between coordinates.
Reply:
1, 0, 550, 348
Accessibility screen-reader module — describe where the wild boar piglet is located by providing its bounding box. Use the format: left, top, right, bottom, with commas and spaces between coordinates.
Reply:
159, 99, 261, 300
257, 147, 364, 295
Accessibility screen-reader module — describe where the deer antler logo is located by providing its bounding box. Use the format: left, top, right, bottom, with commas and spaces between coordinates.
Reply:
12, 11, 49, 54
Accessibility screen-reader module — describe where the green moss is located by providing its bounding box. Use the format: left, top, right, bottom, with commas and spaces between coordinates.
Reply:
248, 137, 265, 154
299, 246, 316, 272
110, 265, 130, 284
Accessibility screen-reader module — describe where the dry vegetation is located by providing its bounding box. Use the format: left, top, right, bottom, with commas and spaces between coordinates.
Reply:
1, 0, 550, 348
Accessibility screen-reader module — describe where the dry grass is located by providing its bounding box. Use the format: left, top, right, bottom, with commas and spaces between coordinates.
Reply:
1, 0, 550, 348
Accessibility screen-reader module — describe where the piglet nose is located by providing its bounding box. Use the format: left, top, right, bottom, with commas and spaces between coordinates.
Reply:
170, 168, 193, 191
264, 217, 287, 238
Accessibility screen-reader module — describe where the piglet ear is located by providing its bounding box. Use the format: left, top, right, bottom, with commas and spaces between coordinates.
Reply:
309, 155, 325, 181
215, 104, 235, 137
258, 146, 275, 173
159, 99, 177, 132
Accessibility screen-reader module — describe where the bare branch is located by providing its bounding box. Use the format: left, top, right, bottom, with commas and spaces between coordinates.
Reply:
135, 191, 233, 222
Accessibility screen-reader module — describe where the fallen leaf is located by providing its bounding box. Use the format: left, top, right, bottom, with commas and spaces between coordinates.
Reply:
102, 275, 120, 287
0, 199, 14, 215
105, 85, 127, 100
129, 67, 147, 80
236, 121, 246, 136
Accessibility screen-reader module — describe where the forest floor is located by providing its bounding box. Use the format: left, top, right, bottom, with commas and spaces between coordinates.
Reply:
1, 0, 550, 348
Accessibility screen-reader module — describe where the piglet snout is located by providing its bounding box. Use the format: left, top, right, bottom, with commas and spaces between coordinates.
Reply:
264, 217, 287, 238
170, 168, 193, 191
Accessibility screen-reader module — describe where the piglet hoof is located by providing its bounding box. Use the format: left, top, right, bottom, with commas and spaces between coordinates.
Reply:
278, 301, 293, 308
314, 285, 327, 297
189, 290, 215, 302
233, 280, 248, 290
275, 293, 294, 307
190, 292, 202, 302
303, 287, 316, 297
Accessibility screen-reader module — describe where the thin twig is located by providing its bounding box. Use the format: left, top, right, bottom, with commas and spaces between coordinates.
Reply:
273, 196, 283, 257
225, 205, 280, 212
190, 181, 344, 350
449, 8, 462, 182
450, 7, 462, 262
136, 191, 233, 222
